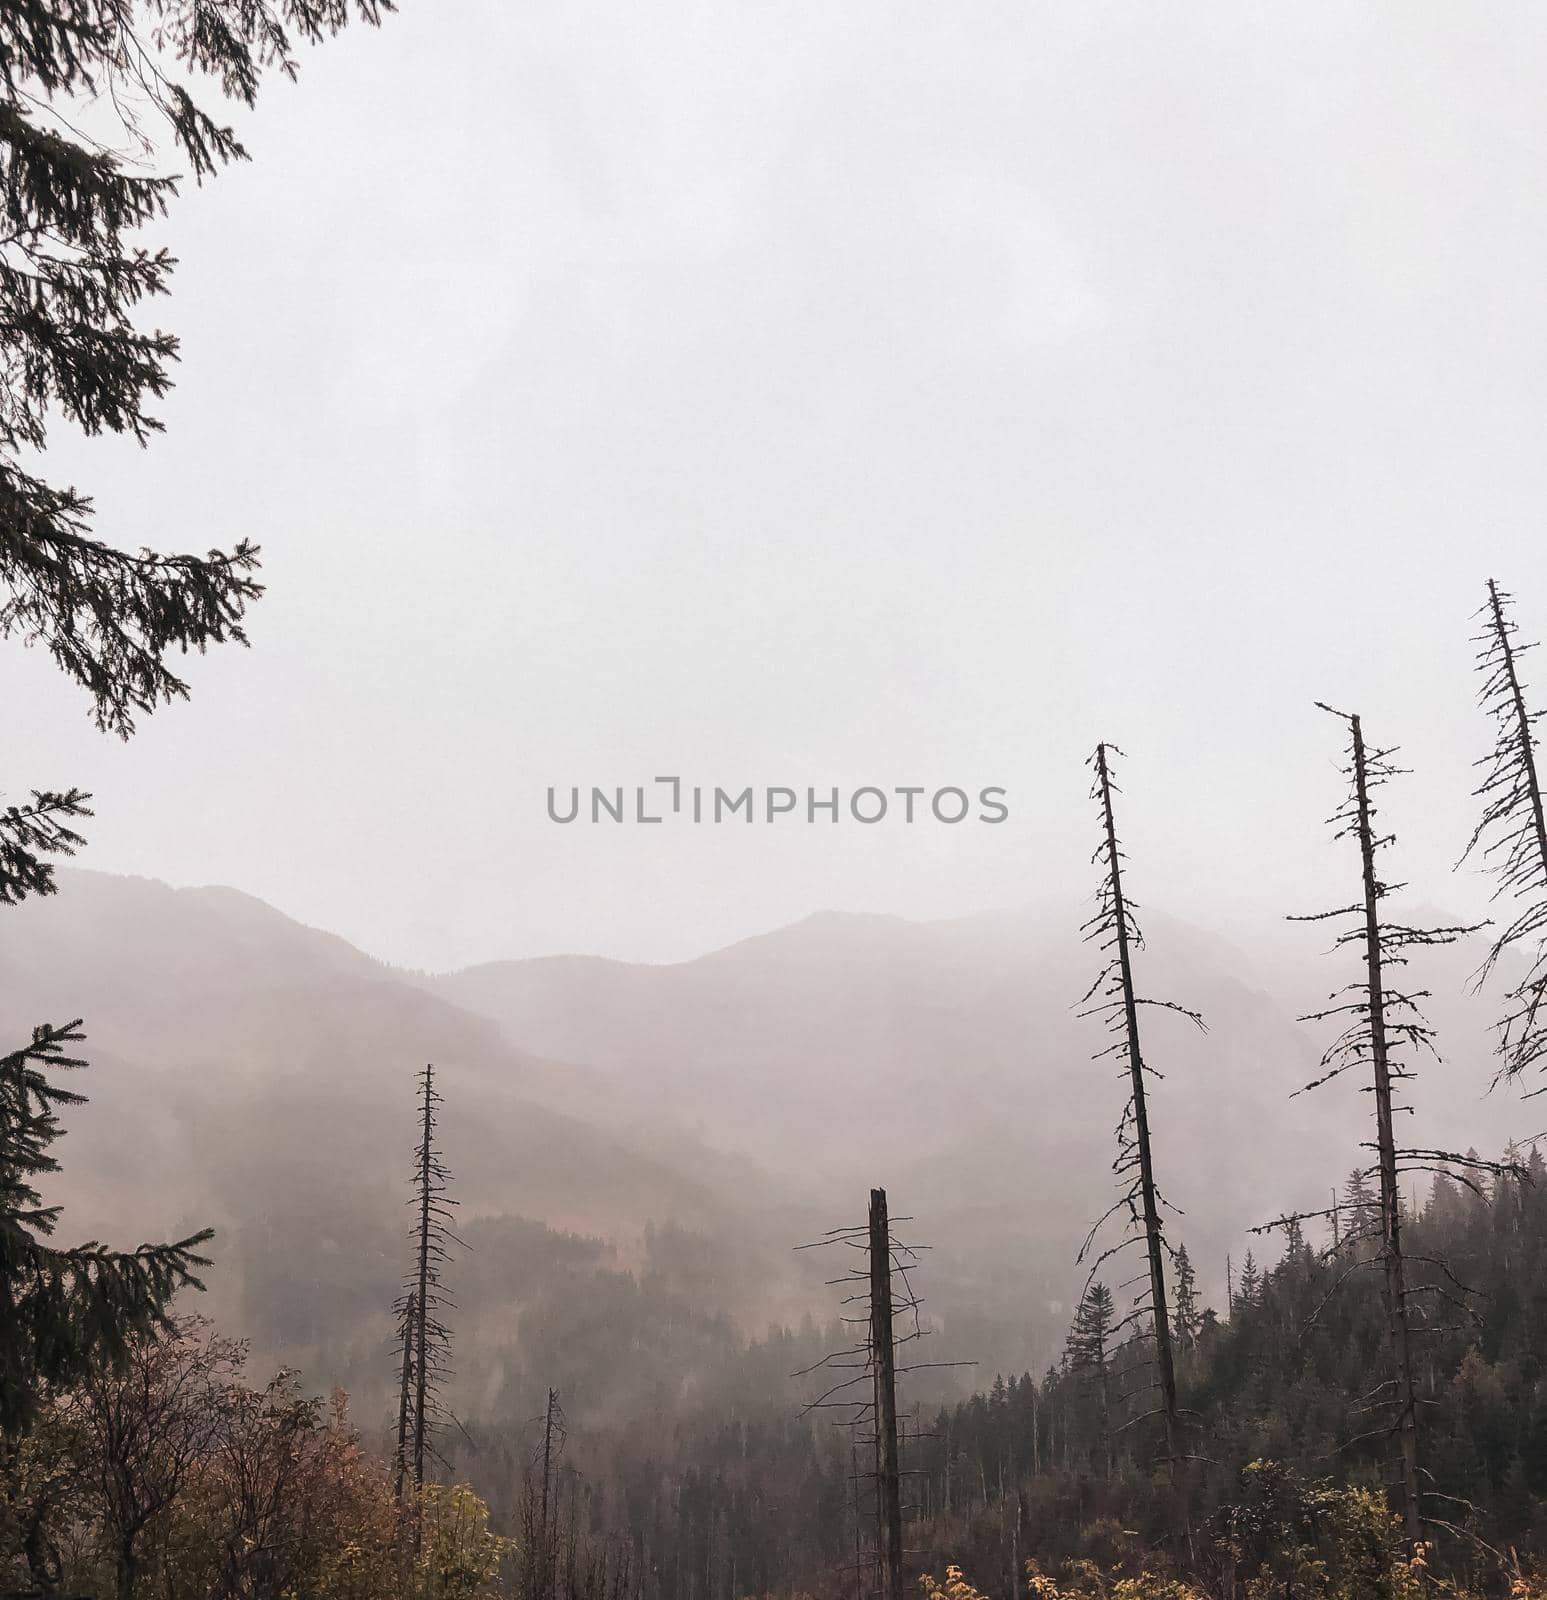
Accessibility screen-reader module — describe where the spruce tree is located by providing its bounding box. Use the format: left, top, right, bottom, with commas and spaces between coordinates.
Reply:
1, 0, 391, 738
0, 1022, 210, 1431
1171, 1245, 1201, 1352
1064, 1282, 1115, 1478
1, 0, 391, 1439
1, 793, 207, 1430
1342, 1169, 1379, 1247
1236, 1251, 1260, 1308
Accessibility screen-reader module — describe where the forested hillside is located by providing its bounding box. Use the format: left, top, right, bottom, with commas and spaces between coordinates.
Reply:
3, 868, 1545, 1596
908, 1157, 1547, 1596
3, 867, 1530, 1398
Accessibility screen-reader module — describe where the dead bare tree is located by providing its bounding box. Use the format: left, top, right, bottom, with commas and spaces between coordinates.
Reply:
868, 1189, 904, 1600
392, 1062, 459, 1500
1279, 704, 1505, 1546
1464, 578, 1547, 1090
1078, 743, 1202, 1524
795, 1191, 964, 1600
538, 1387, 567, 1600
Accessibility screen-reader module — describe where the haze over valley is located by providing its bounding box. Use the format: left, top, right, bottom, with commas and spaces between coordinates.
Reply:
3, 867, 1528, 1441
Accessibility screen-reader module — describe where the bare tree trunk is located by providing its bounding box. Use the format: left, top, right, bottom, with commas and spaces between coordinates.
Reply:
1099, 1354, 1112, 1482
394, 1289, 416, 1502
563, 1474, 578, 1600
115, 1544, 136, 1600
1350, 714, 1423, 1544
1488, 578, 1547, 885
999, 1464, 1008, 1597
541, 1387, 559, 1600
1014, 1492, 1024, 1596
1093, 746, 1184, 1501
850, 1438, 865, 1600
869, 1188, 904, 1600
394, 1058, 456, 1548
412, 1064, 435, 1489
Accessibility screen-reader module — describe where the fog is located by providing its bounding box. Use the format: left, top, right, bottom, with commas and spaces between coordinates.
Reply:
5, 867, 1533, 1415
9, 2, 1547, 970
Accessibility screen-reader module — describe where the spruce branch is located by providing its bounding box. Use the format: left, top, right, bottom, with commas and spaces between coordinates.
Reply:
0, 1020, 212, 1430
0, 785, 92, 903
0, 0, 390, 731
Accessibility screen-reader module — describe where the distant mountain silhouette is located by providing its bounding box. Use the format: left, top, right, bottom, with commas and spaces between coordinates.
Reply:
0, 871, 767, 1402
2, 869, 1529, 1409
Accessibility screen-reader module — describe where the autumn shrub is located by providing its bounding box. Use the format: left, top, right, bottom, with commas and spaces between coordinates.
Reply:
920, 1565, 993, 1600
1205, 1459, 1425, 1600
415, 1481, 511, 1600
0, 1328, 509, 1600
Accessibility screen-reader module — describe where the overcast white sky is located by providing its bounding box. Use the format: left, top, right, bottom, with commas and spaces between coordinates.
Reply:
9, 2, 1547, 969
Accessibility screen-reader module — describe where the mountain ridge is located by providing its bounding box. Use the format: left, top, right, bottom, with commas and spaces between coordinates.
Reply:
2, 866, 1532, 1399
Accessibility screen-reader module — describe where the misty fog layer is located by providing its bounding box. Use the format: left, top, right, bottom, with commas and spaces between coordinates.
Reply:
10, 2, 1547, 969
2, 867, 1530, 1434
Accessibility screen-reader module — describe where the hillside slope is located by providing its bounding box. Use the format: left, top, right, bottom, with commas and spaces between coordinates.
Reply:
3, 871, 1530, 1411
427, 900, 1532, 1335
0, 872, 791, 1408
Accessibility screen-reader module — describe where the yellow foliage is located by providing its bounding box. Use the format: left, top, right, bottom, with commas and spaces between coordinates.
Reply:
1110, 1577, 1207, 1600
924, 1547, 1452, 1600
1021, 1558, 1205, 1600
919, 1565, 995, 1600
922, 1559, 1208, 1600
1507, 1551, 1547, 1600
414, 1481, 510, 1600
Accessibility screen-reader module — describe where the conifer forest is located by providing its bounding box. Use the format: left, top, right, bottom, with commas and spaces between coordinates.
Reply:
7, 3, 1547, 1600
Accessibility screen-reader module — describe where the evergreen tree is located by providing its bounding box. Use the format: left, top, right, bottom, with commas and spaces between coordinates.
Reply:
1, 0, 391, 1450
1064, 1282, 1115, 1479
0, 1022, 210, 1432
1342, 1168, 1379, 1243
1, 793, 206, 1435
1171, 1245, 1201, 1351
1236, 1250, 1260, 1308
1426, 1170, 1465, 1229
1064, 1282, 1115, 1374
1, 0, 390, 741
1282, 1214, 1306, 1262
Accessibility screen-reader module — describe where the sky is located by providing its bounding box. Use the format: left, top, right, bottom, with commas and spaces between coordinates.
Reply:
9, 2, 1547, 970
